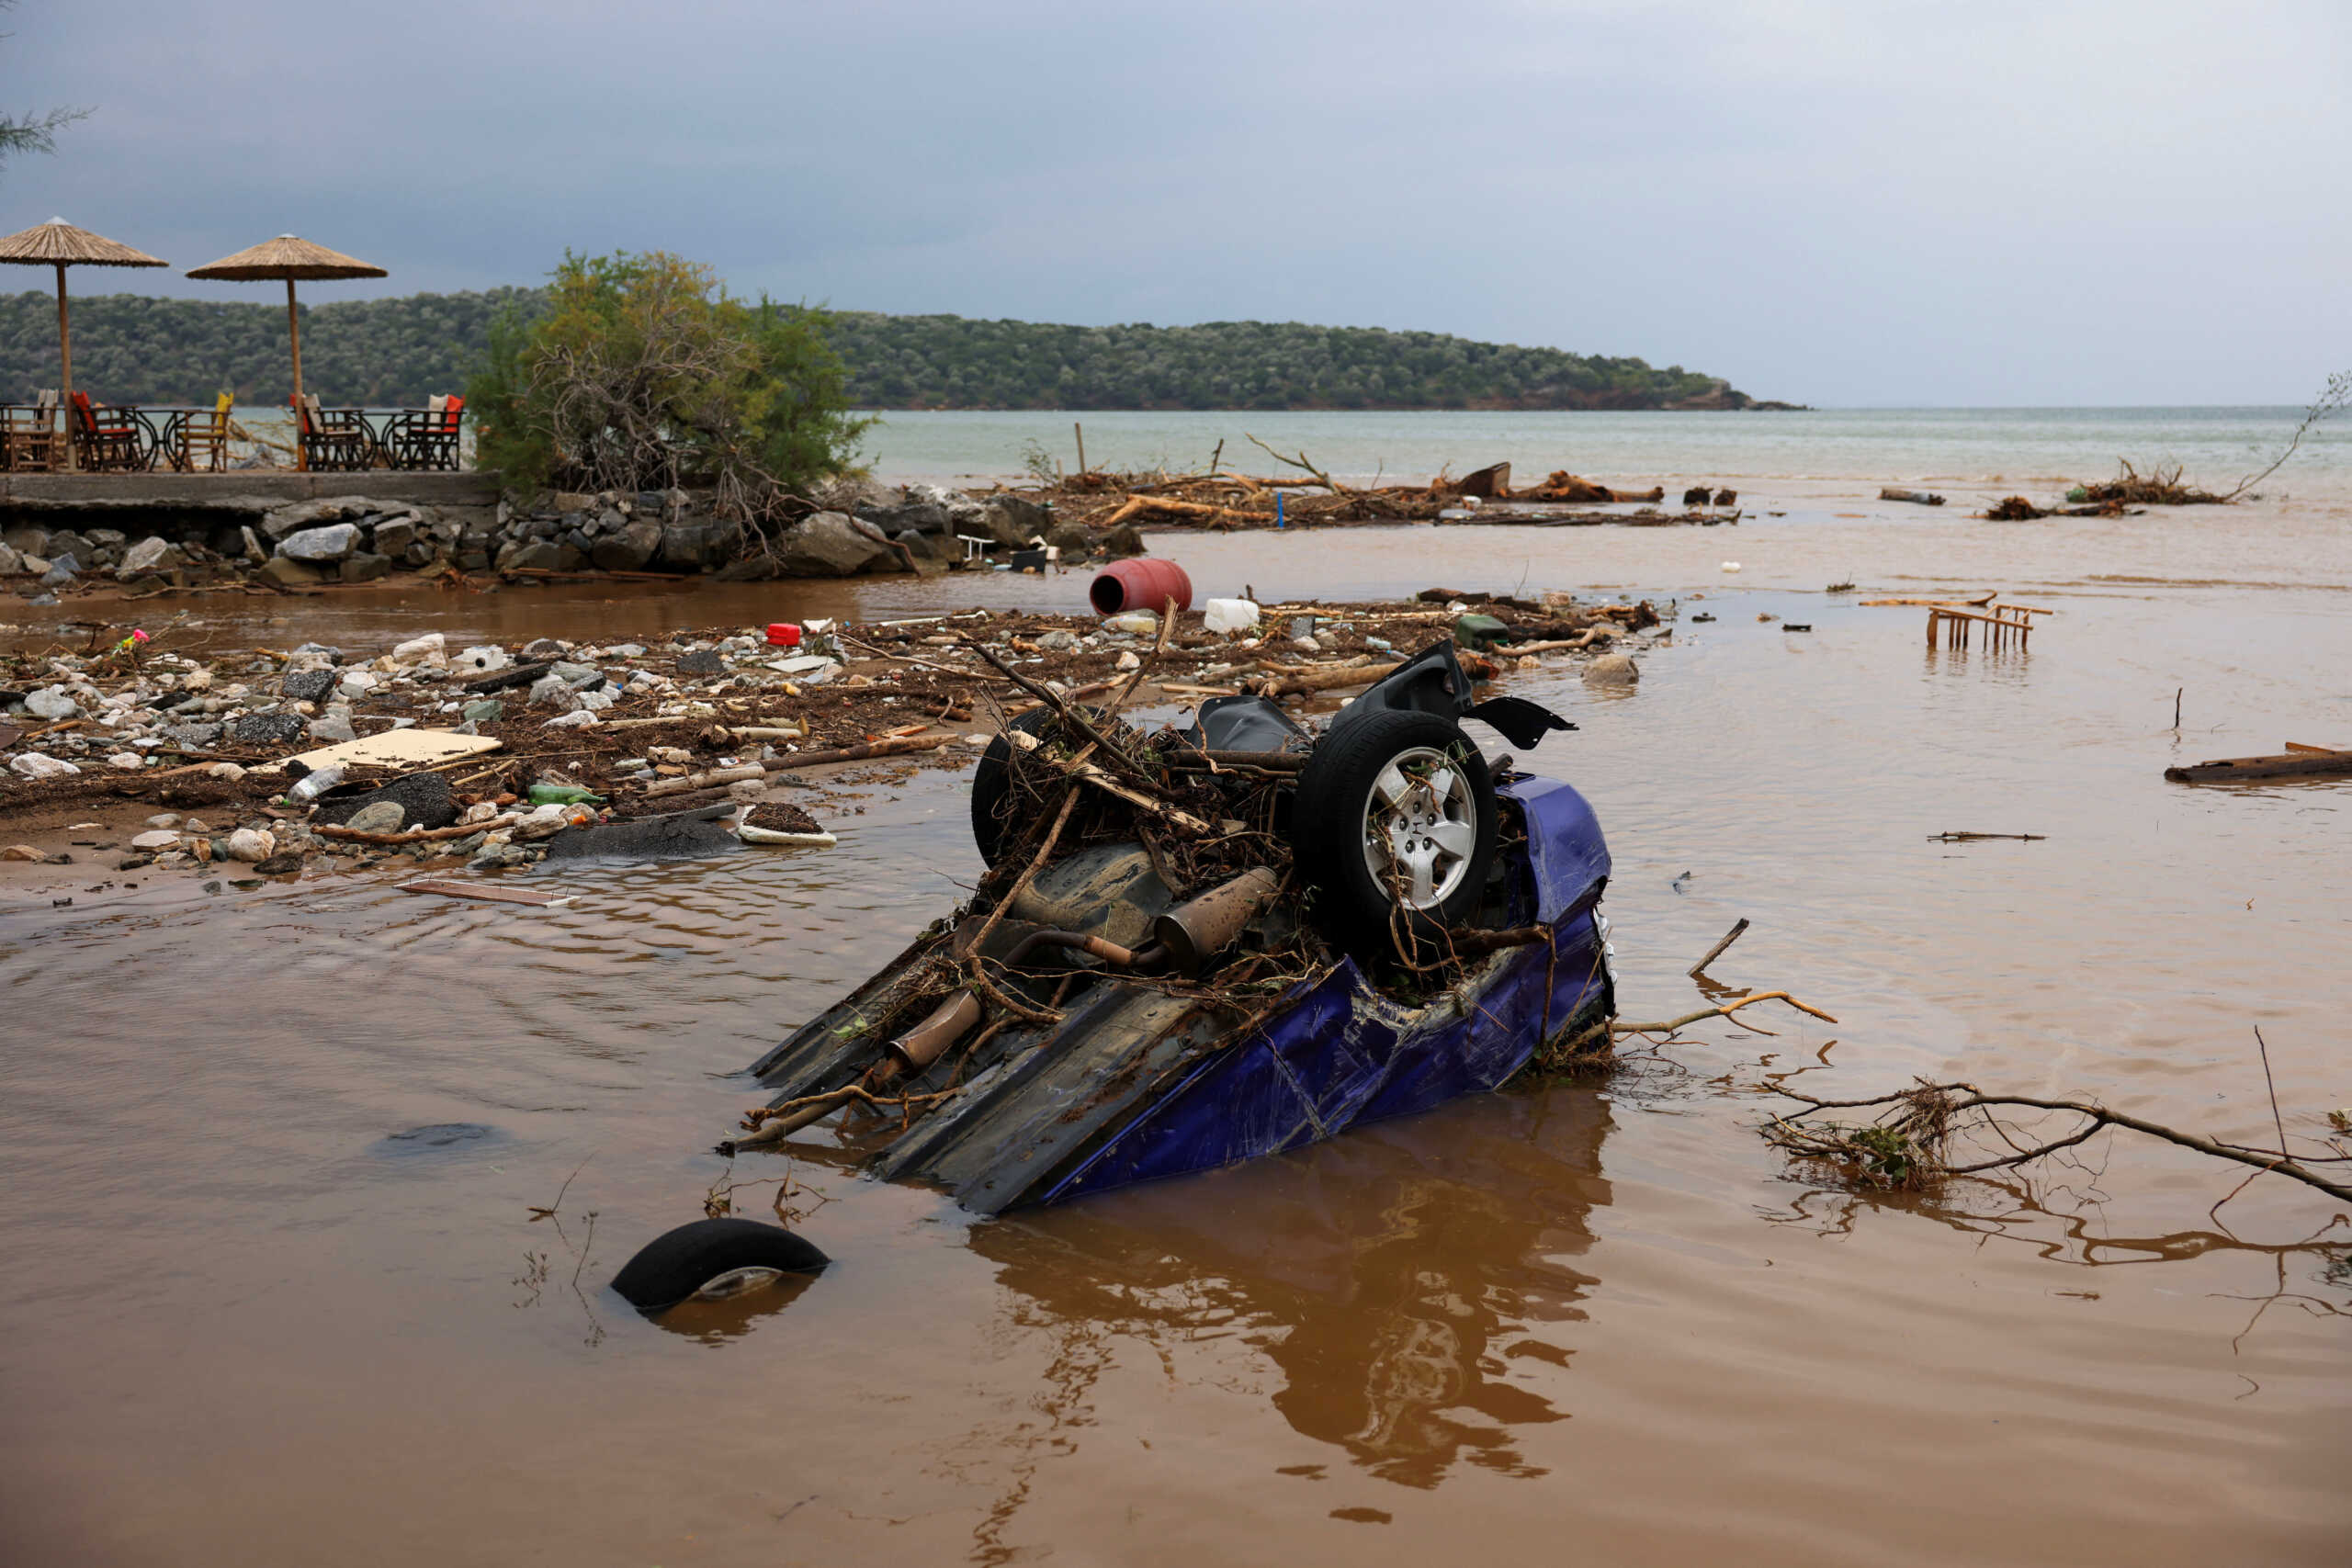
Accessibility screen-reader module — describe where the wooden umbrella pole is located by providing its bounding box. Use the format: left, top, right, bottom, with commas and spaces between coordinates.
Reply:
287, 276, 305, 469
55, 261, 75, 471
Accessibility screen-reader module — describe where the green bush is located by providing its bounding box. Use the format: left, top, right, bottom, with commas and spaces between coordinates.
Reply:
465, 251, 868, 515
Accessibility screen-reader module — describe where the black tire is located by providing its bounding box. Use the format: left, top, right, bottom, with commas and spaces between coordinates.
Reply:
1292, 708, 1498, 961
970, 705, 1106, 866
610, 1218, 829, 1314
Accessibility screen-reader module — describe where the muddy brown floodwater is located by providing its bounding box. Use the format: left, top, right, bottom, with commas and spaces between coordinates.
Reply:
4, 497, 2349, 1566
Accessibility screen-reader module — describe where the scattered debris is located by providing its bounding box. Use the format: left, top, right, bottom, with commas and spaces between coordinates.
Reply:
1983, 496, 2049, 521
3, 587, 1667, 890
739, 801, 836, 847
1880, 488, 1946, 506
1928, 831, 2047, 842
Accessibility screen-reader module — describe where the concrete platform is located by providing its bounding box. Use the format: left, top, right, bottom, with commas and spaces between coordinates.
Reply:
0, 471, 502, 514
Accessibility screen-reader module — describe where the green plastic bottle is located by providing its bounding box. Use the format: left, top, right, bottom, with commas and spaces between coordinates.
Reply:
526, 784, 605, 807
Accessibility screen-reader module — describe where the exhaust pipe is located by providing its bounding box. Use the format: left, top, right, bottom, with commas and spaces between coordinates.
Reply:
1150, 867, 1282, 976
731, 990, 983, 1150
879, 990, 983, 1078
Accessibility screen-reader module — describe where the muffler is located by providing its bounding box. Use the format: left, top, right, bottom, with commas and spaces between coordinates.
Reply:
1149, 867, 1282, 976
880, 990, 983, 1077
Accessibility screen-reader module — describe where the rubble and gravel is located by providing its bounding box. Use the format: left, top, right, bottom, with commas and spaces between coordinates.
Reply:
0, 584, 1668, 894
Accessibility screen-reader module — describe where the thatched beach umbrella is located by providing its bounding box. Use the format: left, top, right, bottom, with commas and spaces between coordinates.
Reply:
0, 218, 169, 468
186, 234, 387, 407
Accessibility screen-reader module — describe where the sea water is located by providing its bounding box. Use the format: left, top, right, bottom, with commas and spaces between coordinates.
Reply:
859, 405, 2352, 500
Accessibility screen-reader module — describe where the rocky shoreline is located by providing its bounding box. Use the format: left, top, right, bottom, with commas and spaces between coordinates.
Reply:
0, 479, 1147, 605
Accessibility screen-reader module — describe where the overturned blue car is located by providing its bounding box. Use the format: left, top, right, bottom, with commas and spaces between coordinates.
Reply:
614, 641, 1615, 1314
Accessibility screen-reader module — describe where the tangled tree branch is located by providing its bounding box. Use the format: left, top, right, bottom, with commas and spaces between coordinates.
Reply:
1763, 1077, 2352, 1201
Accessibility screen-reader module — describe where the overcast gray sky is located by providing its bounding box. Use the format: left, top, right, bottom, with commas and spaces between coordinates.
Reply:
6, 1, 2346, 406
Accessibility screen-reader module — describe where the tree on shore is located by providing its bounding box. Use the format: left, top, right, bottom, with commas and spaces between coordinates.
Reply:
467, 250, 870, 520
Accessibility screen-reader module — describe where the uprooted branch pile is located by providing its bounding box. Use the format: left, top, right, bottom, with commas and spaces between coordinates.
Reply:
1025, 447, 1676, 533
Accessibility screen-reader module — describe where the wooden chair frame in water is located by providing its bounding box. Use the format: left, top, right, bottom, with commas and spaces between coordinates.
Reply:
1926, 603, 2050, 650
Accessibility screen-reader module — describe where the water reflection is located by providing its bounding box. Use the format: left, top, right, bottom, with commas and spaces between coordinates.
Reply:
642, 1270, 825, 1345
972, 1085, 1613, 1491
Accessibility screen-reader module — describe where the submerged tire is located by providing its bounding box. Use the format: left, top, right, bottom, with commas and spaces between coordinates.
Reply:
1292, 708, 1498, 960
610, 1218, 830, 1314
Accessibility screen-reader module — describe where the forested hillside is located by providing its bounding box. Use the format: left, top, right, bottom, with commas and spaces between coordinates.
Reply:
0, 288, 540, 406
0, 289, 1751, 411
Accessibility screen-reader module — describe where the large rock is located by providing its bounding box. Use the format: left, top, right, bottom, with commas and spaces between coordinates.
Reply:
339, 553, 392, 583
495, 538, 573, 572
229, 710, 309, 747
0, 543, 22, 575
1100, 524, 1147, 558
976, 502, 1035, 550
862, 500, 952, 536
654, 516, 739, 571
345, 802, 406, 835
820, 476, 905, 515
591, 516, 662, 571
1582, 653, 1640, 687
1044, 523, 1092, 561
260, 499, 373, 540
114, 536, 186, 580
0, 525, 47, 557
369, 518, 420, 557
776, 511, 888, 577
278, 523, 361, 563
259, 556, 324, 589
281, 667, 337, 702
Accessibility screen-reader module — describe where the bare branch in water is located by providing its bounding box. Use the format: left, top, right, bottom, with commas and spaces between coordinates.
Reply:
1763, 1077, 2352, 1203
2225, 369, 2352, 500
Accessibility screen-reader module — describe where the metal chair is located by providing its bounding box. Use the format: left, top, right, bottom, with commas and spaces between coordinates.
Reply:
68, 392, 155, 471
293, 392, 375, 471
379, 393, 465, 470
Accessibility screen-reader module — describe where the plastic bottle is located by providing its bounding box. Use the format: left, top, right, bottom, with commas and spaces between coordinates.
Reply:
288, 763, 346, 803
526, 783, 605, 807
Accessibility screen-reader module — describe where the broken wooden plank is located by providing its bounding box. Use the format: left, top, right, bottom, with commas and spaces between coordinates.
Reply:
2165, 750, 2352, 784
399, 878, 574, 907
264, 728, 503, 775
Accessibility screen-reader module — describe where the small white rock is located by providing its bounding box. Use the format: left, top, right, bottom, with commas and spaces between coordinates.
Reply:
130, 829, 182, 851
7, 752, 79, 780
225, 828, 276, 863
512, 804, 571, 840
